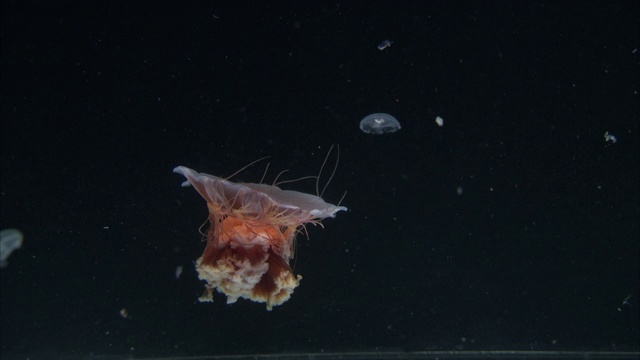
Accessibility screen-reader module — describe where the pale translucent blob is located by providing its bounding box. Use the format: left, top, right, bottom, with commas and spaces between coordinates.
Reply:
378, 39, 393, 50
604, 131, 617, 143
0, 229, 23, 268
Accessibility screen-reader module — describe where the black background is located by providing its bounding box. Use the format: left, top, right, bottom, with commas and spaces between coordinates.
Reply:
1, 1, 638, 358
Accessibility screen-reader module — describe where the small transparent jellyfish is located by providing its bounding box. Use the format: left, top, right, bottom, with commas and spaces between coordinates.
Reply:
0, 229, 23, 268
359, 113, 401, 135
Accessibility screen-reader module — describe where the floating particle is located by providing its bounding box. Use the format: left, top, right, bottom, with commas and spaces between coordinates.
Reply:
360, 113, 401, 134
604, 131, 617, 143
378, 40, 393, 50
435, 116, 444, 127
175, 265, 183, 280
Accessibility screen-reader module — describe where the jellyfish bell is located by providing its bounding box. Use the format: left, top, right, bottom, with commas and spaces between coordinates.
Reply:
174, 165, 346, 310
359, 113, 401, 134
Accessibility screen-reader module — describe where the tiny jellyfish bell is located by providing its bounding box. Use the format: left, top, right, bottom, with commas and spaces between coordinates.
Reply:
174, 164, 347, 310
360, 113, 401, 135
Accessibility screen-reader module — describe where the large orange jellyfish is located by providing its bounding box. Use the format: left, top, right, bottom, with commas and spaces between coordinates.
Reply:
174, 165, 347, 310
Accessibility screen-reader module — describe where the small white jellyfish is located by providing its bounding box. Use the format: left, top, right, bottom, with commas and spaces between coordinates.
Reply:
0, 229, 23, 268
378, 40, 393, 50
360, 113, 401, 135
435, 116, 444, 127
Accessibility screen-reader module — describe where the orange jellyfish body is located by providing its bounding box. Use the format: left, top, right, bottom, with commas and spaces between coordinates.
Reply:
174, 166, 347, 310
